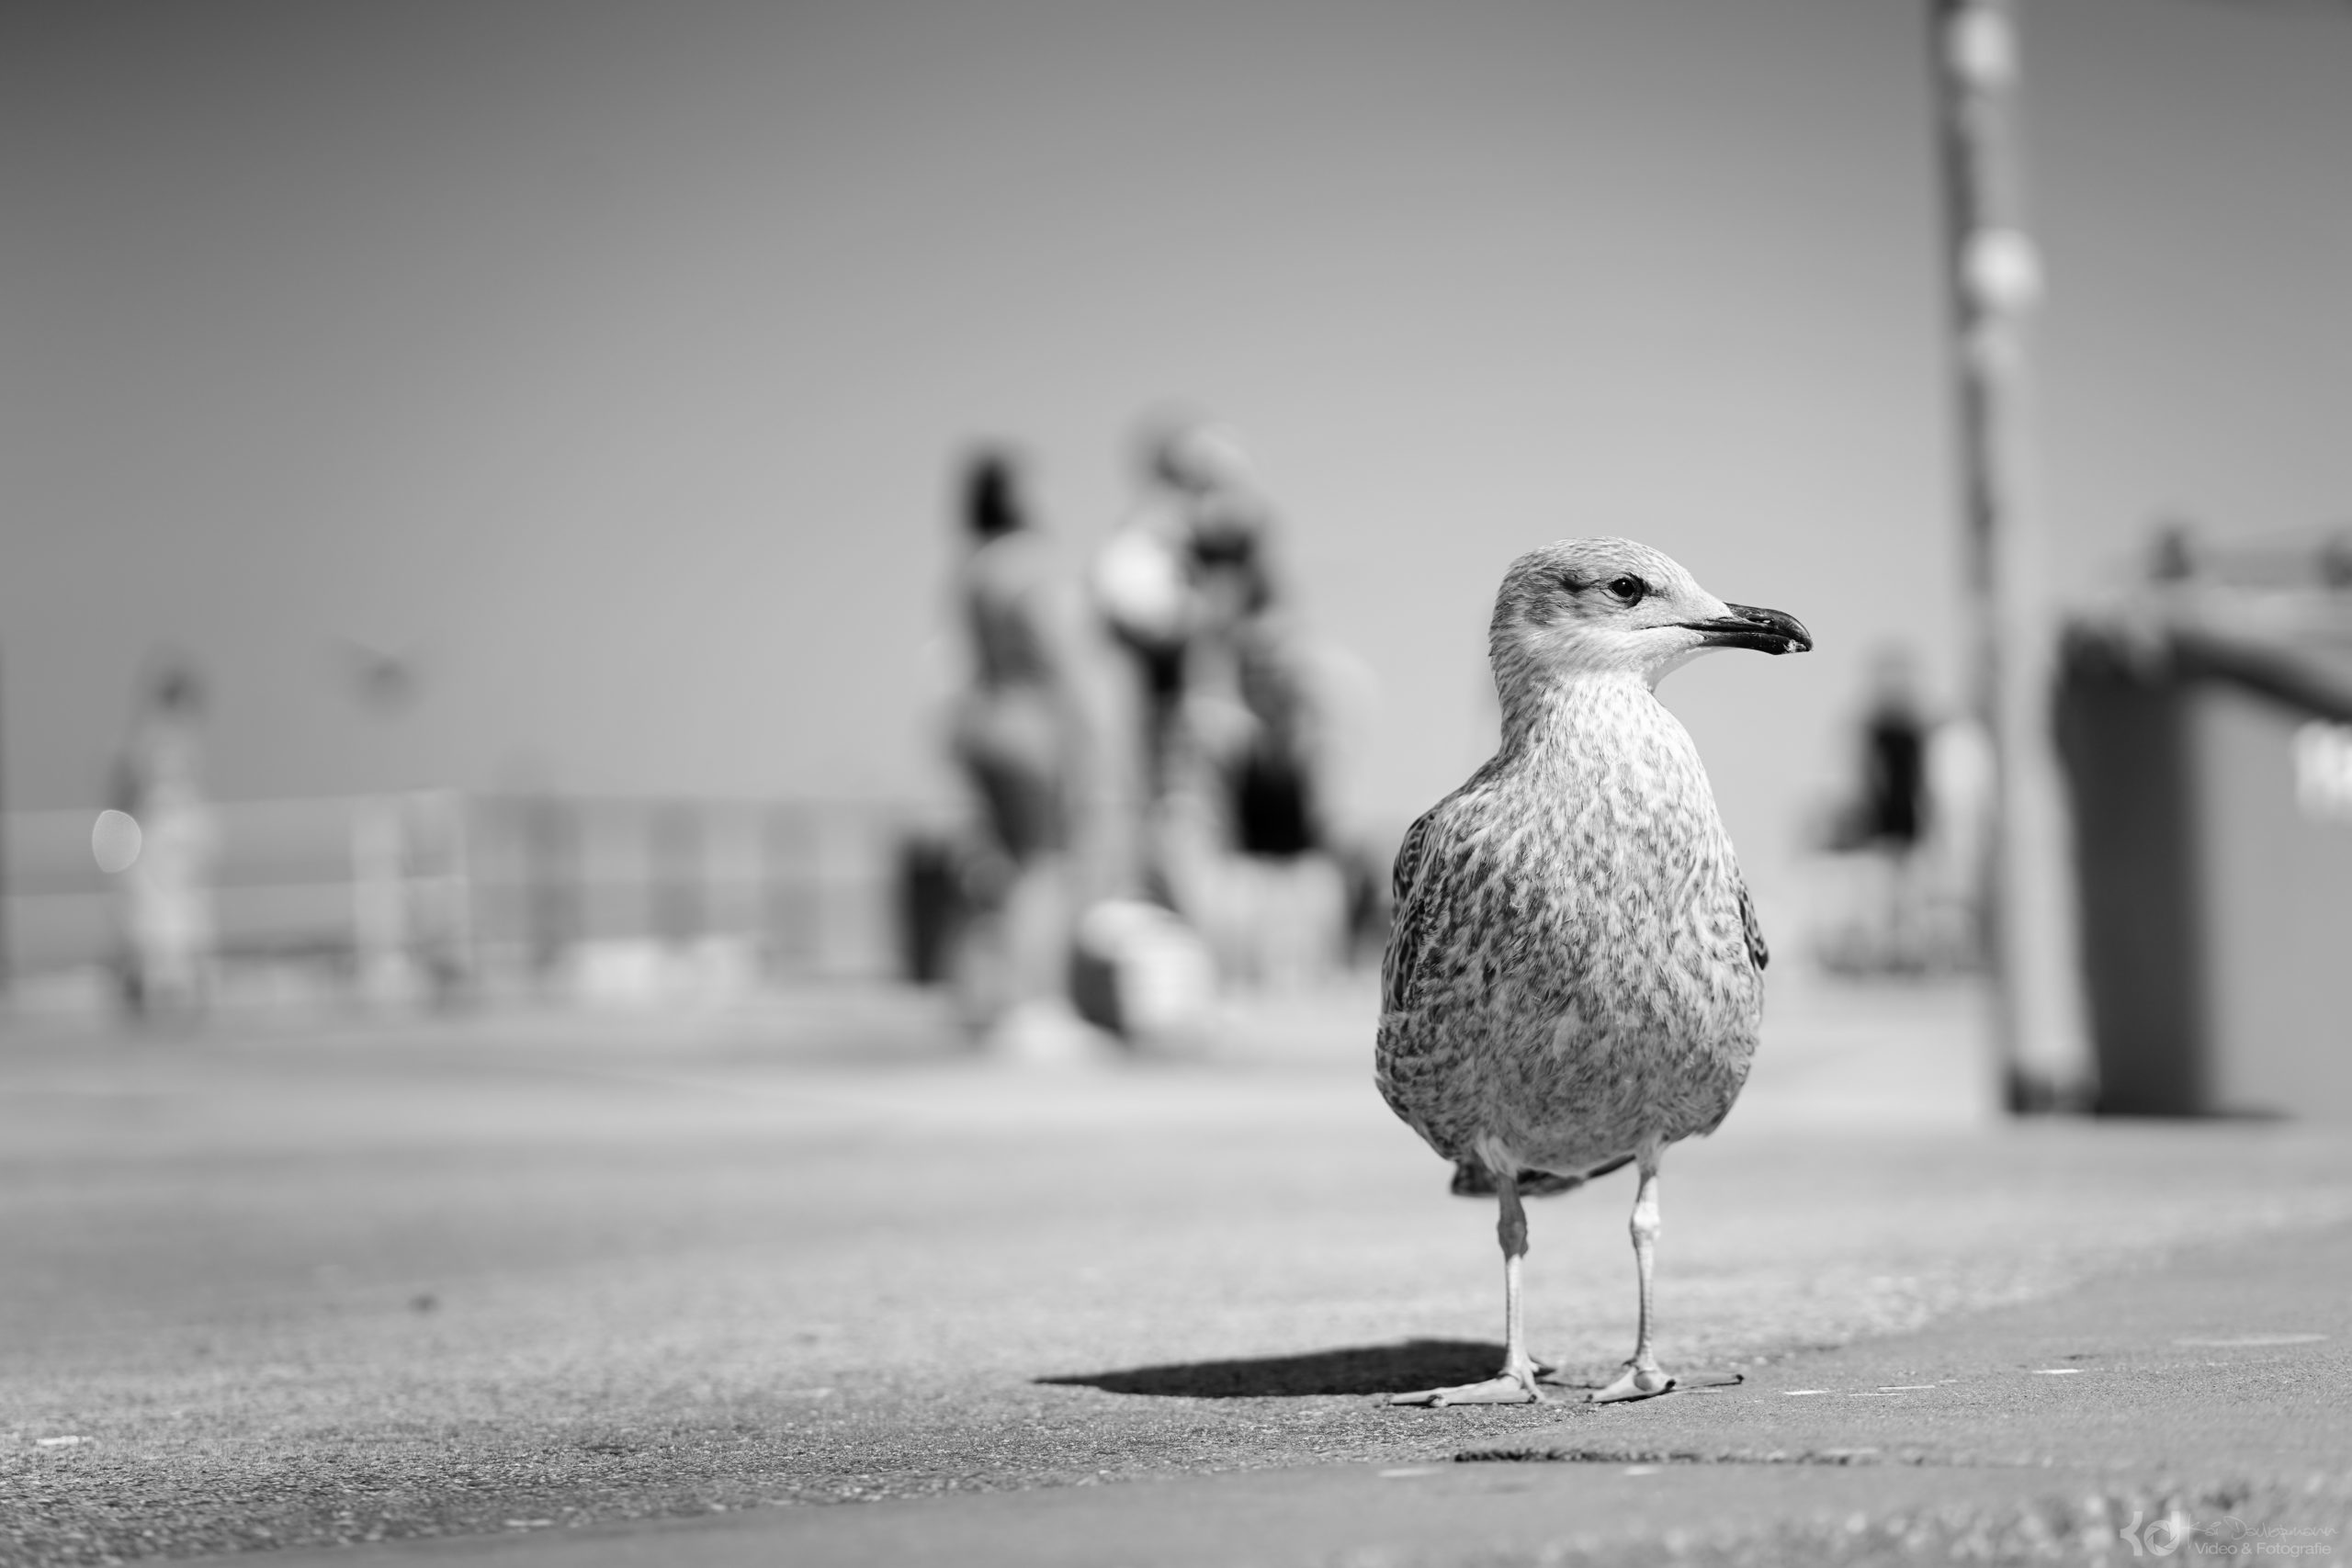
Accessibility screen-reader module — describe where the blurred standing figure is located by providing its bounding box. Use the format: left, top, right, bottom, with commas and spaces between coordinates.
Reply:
1858, 646, 1928, 856
1180, 494, 1351, 989
1091, 412, 1256, 899
947, 449, 1097, 1058
111, 663, 219, 1022
1814, 646, 1939, 974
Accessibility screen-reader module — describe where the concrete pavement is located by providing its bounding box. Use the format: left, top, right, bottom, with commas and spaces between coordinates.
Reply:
3, 979, 2347, 1564
199, 1217, 2352, 1566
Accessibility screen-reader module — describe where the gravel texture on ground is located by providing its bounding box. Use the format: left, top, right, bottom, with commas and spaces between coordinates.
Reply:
221, 1213, 2352, 1568
3, 994, 2348, 1564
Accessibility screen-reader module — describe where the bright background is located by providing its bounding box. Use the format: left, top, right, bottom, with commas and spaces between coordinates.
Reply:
5, 0, 2349, 907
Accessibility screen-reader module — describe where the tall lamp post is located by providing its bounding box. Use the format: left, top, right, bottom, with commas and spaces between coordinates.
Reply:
0, 646, 10, 998
1930, 0, 2094, 1110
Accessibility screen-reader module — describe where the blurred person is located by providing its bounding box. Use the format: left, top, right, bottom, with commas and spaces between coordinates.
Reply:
109, 661, 220, 1022
1811, 645, 1986, 975
1089, 412, 1257, 897
2148, 516, 2199, 586
1858, 645, 1929, 855
1086, 412, 1368, 1001
1159, 483, 1352, 991
2321, 526, 2352, 592
1855, 646, 1939, 973
944, 447, 1101, 1059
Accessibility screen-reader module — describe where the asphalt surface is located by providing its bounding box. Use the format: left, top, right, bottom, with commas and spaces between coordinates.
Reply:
201, 1214, 2352, 1568
3, 980, 2348, 1565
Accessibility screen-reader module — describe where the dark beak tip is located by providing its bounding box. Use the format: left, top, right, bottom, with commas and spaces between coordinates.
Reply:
1707, 604, 1813, 657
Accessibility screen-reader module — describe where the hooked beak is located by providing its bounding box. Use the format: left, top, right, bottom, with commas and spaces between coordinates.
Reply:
1679, 603, 1813, 656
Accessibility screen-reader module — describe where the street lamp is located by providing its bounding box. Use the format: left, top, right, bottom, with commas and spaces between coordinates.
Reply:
1929, 0, 2094, 1110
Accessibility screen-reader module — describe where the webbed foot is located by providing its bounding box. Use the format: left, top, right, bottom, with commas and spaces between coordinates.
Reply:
1588, 1362, 1677, 1404
1389, 1360, 1544, 1406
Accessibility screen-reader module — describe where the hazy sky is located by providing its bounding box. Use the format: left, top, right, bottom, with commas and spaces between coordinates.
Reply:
5, 0, 2348, 906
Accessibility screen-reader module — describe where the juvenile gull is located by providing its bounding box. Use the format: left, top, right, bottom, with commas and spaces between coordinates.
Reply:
1378, 539, 1810, 1406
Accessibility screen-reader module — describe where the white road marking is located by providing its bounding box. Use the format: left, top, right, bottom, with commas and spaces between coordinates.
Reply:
2173, 1333, 2325, 1348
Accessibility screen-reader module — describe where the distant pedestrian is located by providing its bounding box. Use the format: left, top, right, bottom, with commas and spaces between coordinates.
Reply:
1814, 645, 1953, 974
1091, 412, 1255, 897
1857, 646, 1928, 854
110, 662, 219, 1023
945, 449, 1100, 1060
1164, 488, 1348, 988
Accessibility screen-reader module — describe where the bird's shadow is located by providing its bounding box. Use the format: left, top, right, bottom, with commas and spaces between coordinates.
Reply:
1038, 1338, 1503, 1399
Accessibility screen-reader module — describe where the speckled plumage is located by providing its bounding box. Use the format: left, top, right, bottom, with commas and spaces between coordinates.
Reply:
1375, 540, 1808, 1407
1378, 539, 1791, 1190
1378, 672, 1765, 1182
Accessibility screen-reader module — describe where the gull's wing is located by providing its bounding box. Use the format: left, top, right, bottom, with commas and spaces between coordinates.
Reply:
1382, 799, 1454, 1018
1737, 877, 1770, 973
1382, 782, 1493, 1019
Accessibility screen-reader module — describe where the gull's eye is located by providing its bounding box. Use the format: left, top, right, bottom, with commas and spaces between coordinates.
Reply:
1606, 575, 1647, 605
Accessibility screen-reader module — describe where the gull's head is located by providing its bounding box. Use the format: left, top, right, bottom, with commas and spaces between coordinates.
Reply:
1489, 537, 1812, 695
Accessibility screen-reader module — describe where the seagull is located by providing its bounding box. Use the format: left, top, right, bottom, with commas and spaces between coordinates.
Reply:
1377, 539, 1811, 1407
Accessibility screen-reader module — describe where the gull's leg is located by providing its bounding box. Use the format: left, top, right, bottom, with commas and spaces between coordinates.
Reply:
1591, 1153, 1676, 1403
1391, 1171, 1542, 1406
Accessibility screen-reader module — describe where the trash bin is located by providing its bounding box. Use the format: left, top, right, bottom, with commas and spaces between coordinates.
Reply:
2058, 615, 2352, 1117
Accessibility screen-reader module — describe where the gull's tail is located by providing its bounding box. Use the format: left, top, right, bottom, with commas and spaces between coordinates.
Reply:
1451, 1155, 1633, 1199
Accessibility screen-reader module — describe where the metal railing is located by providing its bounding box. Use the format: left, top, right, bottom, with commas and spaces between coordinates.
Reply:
0, 792, 915, 999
